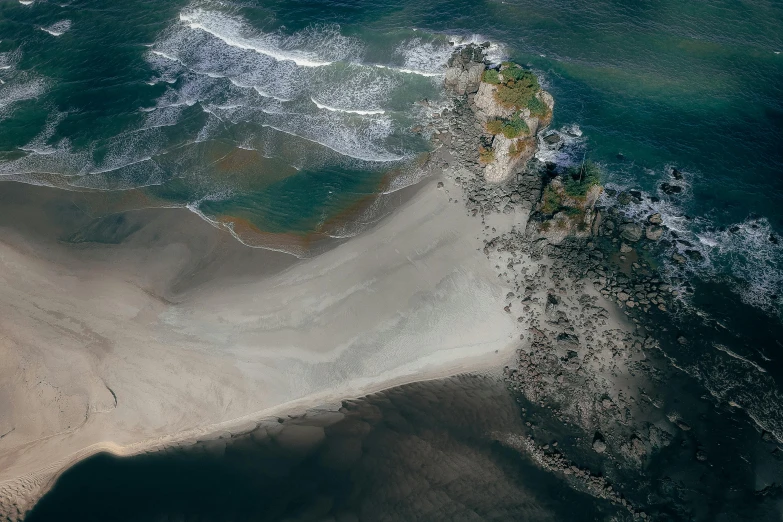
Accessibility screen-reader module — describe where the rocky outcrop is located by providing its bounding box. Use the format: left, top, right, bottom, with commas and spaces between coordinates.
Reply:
444, 45, 486, 96
444, 49, 554, 184
482, 134, 537, 184
426, 43, 767, 522
474, 84, 553, 138
473, 81, 515, 121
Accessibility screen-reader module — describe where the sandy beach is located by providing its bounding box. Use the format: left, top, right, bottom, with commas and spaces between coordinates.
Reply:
0, 170, 525, 510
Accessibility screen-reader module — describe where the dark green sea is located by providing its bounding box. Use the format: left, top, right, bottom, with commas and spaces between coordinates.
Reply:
2, 0, 783, 520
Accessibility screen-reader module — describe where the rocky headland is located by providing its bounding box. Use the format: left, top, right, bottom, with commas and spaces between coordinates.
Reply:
421, 44, 783, 520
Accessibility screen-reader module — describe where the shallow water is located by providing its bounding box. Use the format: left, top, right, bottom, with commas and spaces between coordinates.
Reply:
25, 376, 618, 522
24, 374, 783, 521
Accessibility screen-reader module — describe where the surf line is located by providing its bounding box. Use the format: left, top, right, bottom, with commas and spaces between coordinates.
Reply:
310, 97, 385, 116
373, 64, 444, 78
179, 13, 333, 68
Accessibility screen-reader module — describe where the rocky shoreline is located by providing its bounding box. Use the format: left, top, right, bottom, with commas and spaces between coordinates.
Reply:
426, 44, 783, 520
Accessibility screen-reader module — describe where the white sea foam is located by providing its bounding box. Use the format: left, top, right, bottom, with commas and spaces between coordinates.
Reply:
311, 98, 385, 115
693, 216, 782, 312
144, 10, 411, 164
2, 7, 433, 205
261, 117, 403, 163
713, 344, 767, 374
392, 38, 453, 77
252, 86, 291, 103
146, 49, 185, 85
142, 103, 188, 129
18, 111, 67, 155
601, 164, 782, 315
0, 75, 47, 120
309, 64, 397, 116
373, 64, 443, 78
151, 19, 304, 102
150, 50, 181, 63
664, 345, 783, 444
179, 9, 334, 67
0, 49, 21, 72
448, 34, 507, 65
535, 124, 585, 167
40, 20, 72, 37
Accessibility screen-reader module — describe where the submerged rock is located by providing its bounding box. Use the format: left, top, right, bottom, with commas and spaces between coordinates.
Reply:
544, 133, 562, 145
620, 223, 643, 242
684, 249, 704, 261
645, 226, 663, 241
659, 182, 683, 195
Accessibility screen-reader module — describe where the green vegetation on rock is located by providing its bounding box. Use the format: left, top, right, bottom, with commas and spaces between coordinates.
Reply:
479, 146, 495, 164
508, 139, 525, 157
539, 162, 603, 218
482, 69, 501, 85
526, 95, 548, 119
491, 64, 541, 111
482, 63, 551, 120
541, 185, 563, 215
562, 161, 602, 198
486, 113, 530, 139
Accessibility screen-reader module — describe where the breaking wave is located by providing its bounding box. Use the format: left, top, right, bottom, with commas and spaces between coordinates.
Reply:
311, 98, 385, 115
40, 20, 72, 37
178, 8, 358, 68
0, 74, 47, 120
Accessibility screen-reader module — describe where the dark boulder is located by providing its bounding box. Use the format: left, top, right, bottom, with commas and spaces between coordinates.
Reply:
620, 223, 643, 242
660, 182, 683, 195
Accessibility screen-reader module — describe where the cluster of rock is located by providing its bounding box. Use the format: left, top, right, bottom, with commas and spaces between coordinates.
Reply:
502, 432, 649, 519
427, 96, 545, 216
421, 43, 746, 520
443, 45, 554, 184
444, 44, 487, 96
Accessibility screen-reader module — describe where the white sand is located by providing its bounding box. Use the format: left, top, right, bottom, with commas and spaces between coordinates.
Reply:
0, 175, 525, 510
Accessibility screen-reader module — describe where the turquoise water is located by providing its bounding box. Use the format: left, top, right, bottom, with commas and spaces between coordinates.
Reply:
1, 0, 782, 305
